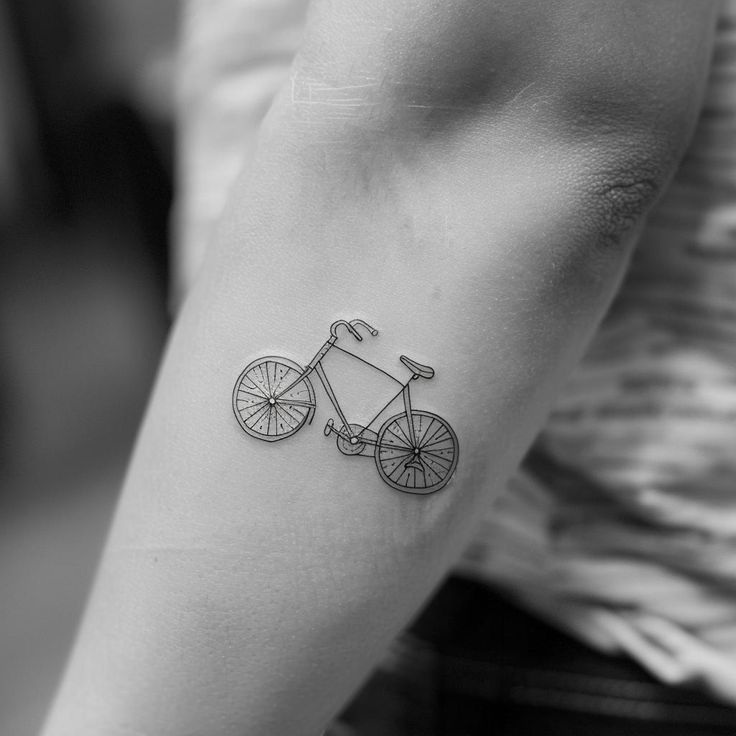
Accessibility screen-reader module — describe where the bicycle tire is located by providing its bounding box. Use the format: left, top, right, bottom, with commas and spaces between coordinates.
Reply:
232, 356, 315, 442
375, 410, 458, 494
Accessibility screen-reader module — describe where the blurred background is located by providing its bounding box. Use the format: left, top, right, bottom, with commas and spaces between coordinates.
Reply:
0, 0, 179, 732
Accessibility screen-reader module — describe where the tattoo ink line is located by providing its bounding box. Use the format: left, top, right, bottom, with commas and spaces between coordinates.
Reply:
232, 319, 459, 494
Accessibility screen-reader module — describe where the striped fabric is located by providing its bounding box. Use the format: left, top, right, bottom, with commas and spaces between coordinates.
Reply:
458, 2, 736, 706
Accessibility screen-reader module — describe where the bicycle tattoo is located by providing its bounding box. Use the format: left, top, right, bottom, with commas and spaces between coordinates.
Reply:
232, 319, 459, 494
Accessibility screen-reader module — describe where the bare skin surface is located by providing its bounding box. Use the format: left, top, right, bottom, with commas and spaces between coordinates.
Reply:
42, 2, 720, 735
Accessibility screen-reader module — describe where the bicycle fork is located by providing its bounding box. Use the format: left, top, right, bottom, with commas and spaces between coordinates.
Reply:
271, 335, 338, 428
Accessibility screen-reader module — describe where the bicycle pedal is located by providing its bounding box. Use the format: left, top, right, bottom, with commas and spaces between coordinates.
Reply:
324, 419, 335, 436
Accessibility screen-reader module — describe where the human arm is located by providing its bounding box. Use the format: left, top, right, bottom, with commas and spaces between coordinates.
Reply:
41, 2, 720, 735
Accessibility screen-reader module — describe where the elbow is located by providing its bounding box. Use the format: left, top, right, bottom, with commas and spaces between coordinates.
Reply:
563, 138, 672, 253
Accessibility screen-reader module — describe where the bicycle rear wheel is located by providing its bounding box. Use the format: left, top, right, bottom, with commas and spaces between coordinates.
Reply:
375, 410, 458, 494
232, 356, 315, 441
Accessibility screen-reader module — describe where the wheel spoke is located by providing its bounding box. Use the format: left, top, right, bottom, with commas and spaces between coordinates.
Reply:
238, 405, 267, 424
379, 458, 402, 474
415, 414, 427, 445
421, 434, 454, 451
238, 388, 271, 401
380, 447, 414, 460
281, 398, 315, 408
422, 446, 454, 460
422, 454, 450, 477
265, 362, 273, 395
272, 365, 293, 396
245, 402, 271, 427
274, 402, 303, 426
393, 420, 414, 448
390, 462, 408, 482
420, 461, 442, 485
272, 407, 288, 434
419, 421, 445, 449
243, 375, 269, 398
238, 397, 268, 416
272, 403, 295, 427
380, 458, 414, 474
409, 464, 426, 489
417, 417, 438, 446
272, 362, 279, 393
422, 449, 453, 466
385, 427, 412, 449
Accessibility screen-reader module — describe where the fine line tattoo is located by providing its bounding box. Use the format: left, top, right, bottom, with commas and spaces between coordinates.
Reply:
232, 319, 459, 494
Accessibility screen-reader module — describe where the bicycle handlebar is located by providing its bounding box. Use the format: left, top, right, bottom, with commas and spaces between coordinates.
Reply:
350, 319, 379, 337
330, 319, 379, 341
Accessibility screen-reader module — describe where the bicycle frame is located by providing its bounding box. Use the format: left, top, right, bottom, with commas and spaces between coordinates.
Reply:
275, 319, 415, 446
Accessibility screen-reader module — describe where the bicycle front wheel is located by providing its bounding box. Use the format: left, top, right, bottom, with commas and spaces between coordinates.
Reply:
232, 356, 315, 442
375, 410, 458, 494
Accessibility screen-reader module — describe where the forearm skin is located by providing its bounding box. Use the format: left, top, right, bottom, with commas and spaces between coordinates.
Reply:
42, 2, 719, 734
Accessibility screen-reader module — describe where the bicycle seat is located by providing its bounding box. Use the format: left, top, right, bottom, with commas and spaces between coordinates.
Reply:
400, 355, 434, 379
